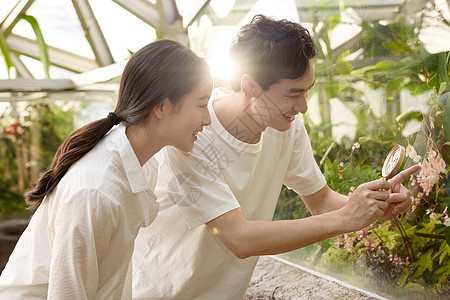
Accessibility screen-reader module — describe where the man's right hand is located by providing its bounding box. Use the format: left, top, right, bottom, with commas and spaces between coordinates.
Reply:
339, 164, 419, 232
339, 179, 391, 232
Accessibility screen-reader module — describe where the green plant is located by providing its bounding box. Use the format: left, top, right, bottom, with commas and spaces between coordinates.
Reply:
21, 15, 50, 78
275, 2, 450, 297
317, 90, 450, 297
0, 14, 49, 78
0, 102, 75, 216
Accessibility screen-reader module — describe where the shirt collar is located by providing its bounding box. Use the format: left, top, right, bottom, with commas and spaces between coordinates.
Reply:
111, 124, 152, 194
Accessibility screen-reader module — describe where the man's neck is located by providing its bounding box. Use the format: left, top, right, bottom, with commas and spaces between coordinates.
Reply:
213, 92, 265, 144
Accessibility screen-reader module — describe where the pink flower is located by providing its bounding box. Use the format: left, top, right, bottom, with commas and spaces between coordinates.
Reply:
418, 151, 447, 196
444, 217, 450, 227
410, 175, 416, 186
352, 143, 360, 150
429, 150, 437, 158
443, 207, 449, 227
406, 144, 421, 163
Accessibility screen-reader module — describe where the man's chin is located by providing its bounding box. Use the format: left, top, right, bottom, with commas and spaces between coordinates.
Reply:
269, 123, 292, 132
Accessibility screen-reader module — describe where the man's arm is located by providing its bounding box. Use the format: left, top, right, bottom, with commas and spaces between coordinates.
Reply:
206, 165, 419, 259
300, 185, 347, 215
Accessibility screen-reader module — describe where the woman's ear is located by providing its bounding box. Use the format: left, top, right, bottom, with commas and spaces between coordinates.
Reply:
241, 74, 259, 98
153, 98, 170, 120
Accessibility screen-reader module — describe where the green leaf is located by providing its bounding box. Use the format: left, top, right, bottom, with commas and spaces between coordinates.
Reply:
439, 82, 448, 96
336, 50, 352, 75
375, 60, 402, 70
351, 65, 377, 79
427, 71, 439, 90
328, 15, 341, 31
444, 98, 450, 142
403, 281, 426, 292
0, 29, 13, 78
414, 248, 433, 277
382, 41, 413, 54
445, 226, 450, 247
436, 239, 450, 264
434, 257, 450, 277
437, 52, 449, 92
386, 77, 403, 94
418, 214, 443, 234
22, 15, 50, 78
395, 110, 423, 124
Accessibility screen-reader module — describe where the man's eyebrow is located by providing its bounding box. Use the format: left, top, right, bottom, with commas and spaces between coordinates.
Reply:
287, 81, 315, 93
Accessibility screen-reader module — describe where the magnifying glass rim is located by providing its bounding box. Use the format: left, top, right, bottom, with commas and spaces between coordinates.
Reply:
382, 144, 406, 179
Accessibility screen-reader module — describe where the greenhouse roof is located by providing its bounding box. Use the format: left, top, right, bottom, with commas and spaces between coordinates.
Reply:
0, 0, 449, 99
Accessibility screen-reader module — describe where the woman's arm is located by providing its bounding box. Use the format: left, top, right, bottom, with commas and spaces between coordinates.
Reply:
48, 189, 118, 299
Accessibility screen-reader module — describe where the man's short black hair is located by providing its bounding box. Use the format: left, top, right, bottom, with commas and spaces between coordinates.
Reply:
230, 15, 316, 91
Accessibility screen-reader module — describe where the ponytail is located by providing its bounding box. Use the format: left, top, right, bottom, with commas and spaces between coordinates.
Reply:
25, 114, 120, 209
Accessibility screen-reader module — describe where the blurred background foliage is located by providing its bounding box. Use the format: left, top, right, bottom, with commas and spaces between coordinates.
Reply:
0, 102, 75, 216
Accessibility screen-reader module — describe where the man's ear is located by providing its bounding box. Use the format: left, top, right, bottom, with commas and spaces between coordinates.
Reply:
241, 74, 259, 98
153, 98, 170, 120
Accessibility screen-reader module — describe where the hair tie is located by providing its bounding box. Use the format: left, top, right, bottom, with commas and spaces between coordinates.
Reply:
107, 112, 121, 125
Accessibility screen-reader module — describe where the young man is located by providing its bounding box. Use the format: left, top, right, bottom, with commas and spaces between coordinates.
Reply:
132, 15, 419, 299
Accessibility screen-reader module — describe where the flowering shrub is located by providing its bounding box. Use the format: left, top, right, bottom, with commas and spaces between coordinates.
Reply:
319, 97, 450, 297
274, 4, 450, 298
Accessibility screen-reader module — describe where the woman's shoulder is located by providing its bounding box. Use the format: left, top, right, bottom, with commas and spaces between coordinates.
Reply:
56, 152, 126, 201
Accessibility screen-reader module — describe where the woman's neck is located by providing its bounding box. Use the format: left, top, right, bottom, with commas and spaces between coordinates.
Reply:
125, 124, 163, 166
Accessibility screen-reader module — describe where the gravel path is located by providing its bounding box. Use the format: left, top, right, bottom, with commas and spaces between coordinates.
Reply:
246, 256, 384, 300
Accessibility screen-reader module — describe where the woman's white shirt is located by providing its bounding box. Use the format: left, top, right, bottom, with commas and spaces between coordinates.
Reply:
0, 124, 158, 300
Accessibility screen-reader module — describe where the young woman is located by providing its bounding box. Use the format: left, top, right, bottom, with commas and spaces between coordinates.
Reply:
0, 39, 212, 299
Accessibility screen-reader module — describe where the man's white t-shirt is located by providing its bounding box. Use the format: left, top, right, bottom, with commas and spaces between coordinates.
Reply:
0, 124, 159, 300
132, 88, 326, 299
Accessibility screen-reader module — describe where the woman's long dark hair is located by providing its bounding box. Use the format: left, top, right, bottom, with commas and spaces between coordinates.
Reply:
25, 39, 209, 208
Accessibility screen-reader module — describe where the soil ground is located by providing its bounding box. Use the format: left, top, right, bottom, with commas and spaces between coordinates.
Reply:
245, 256, 384, 300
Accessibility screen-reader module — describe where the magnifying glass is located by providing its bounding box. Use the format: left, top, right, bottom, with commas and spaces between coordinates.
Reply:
382, 144, 407, 179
